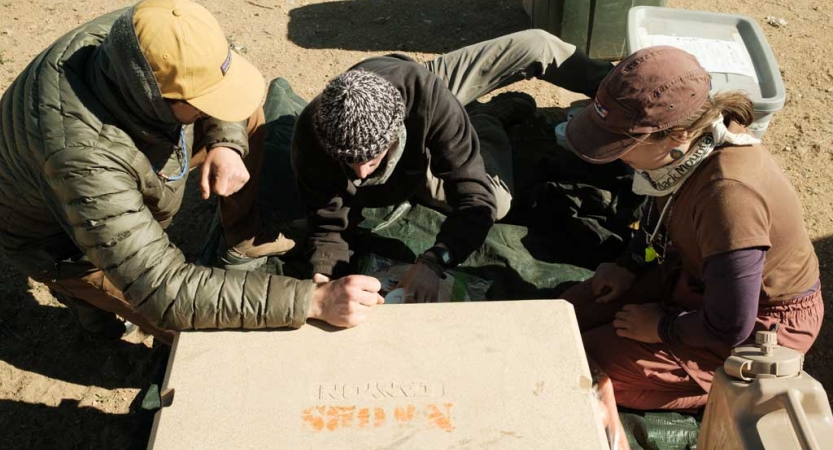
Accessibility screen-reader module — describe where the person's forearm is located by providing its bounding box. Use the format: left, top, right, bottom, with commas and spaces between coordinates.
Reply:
435, 205, 494, 266
304, 199, 352, 277
308, 230, 350, 277
201, 117, 249, 157
426, 90, 496, 263
659, 248, 765, 348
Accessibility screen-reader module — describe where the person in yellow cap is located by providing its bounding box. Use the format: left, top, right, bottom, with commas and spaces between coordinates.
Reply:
0, 0, 384, 344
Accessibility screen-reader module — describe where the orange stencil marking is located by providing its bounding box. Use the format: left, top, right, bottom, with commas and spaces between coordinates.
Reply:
302, 403, 454, 432
325, 405, 356, 431
426, 403, 455, 432
356, 408, 370, 428
394, 404, 416, 424
374, 407, 386, 428
301, 406, 326, 431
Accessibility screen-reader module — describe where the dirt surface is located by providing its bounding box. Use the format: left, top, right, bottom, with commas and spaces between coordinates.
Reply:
1, 0, 831, 448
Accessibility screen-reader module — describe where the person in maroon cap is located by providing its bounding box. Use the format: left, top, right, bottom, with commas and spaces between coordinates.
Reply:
562, 46, 823, 410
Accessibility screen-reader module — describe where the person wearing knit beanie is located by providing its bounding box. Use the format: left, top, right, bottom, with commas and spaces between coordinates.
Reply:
292, 29, 613, 305
313, 70, 406, 165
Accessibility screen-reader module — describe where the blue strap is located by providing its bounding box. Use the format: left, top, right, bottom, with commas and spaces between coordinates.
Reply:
155, 127, 189, 181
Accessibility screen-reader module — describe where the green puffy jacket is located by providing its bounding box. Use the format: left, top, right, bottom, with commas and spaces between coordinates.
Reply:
0, 8, 314, 330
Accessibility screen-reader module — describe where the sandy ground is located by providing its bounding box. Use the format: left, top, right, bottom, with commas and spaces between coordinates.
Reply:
0, 0, 831, 448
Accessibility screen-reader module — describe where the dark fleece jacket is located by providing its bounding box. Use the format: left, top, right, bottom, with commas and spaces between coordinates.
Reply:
292, 55, 497, 277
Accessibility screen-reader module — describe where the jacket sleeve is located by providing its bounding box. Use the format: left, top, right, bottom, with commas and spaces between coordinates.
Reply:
201, 117, 249, 158
423, 78, 497, 264
290, 117, 351, 278
43, 144, 314, 330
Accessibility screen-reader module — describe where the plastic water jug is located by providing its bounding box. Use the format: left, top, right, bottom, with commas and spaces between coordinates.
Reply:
699, 330, 833, 450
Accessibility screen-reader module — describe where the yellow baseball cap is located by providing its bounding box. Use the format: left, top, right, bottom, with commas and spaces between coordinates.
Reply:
132, 0, 265, 122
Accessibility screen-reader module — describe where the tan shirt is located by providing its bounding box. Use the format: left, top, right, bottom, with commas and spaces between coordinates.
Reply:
662, 128, 819, 303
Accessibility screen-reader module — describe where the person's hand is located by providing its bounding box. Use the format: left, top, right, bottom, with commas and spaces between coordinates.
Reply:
613, 303, 663, 344
312, 273, 330, 285
395, 261, 441, 303
200, 146, 250, 200
307, 275, 384, 327
592, 262, 637, 303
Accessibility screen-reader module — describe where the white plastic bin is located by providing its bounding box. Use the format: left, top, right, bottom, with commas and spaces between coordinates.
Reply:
627, 7, 786, 138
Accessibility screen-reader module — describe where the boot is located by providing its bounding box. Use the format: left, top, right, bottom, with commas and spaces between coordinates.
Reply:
219, 229, 297, 271
468, 92, 537, 127
218, 214, 305, 272
544, 48, 614, 98
229, 231, 296, 259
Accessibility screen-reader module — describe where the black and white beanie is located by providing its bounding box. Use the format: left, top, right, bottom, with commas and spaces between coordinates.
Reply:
313, 70, 406, 164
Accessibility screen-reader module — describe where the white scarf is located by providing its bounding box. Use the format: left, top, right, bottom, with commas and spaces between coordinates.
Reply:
632, 115, 761, 197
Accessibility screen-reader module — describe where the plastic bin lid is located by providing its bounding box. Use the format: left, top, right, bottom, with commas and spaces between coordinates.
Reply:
627, 6, 785, 113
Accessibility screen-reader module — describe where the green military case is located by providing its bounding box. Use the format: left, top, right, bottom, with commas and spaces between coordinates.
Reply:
524, 0, 667, 60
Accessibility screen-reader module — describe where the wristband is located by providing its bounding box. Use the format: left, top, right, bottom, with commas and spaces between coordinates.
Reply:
615, 249, 648, 276
416, 253, 447, 278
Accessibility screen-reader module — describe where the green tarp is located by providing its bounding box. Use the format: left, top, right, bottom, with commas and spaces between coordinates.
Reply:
246, 77, 644, 294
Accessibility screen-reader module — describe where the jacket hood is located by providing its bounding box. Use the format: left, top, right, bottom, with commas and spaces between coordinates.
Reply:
89, 6, 179, 142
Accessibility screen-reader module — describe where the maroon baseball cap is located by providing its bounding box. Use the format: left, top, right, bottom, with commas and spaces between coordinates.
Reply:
566, 46, 711, 164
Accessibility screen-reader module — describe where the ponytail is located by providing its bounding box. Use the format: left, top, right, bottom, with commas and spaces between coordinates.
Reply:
710, 92, 755, 126
653, 91, 754, 142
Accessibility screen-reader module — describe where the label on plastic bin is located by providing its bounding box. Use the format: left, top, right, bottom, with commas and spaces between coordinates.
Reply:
638, 31, 758, 81
748, 120, 770, 132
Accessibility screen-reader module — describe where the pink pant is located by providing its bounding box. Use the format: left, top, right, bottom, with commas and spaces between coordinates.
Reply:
563, 272, 824, 410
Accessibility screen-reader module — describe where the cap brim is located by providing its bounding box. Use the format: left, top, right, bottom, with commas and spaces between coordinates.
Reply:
565, 104, 642, 164
187, 51, 265, 122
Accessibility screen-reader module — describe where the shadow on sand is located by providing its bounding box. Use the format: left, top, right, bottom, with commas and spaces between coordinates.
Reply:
287, 0, 530, 54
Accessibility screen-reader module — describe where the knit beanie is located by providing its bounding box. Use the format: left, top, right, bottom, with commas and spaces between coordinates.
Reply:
313, 70, 406, 164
